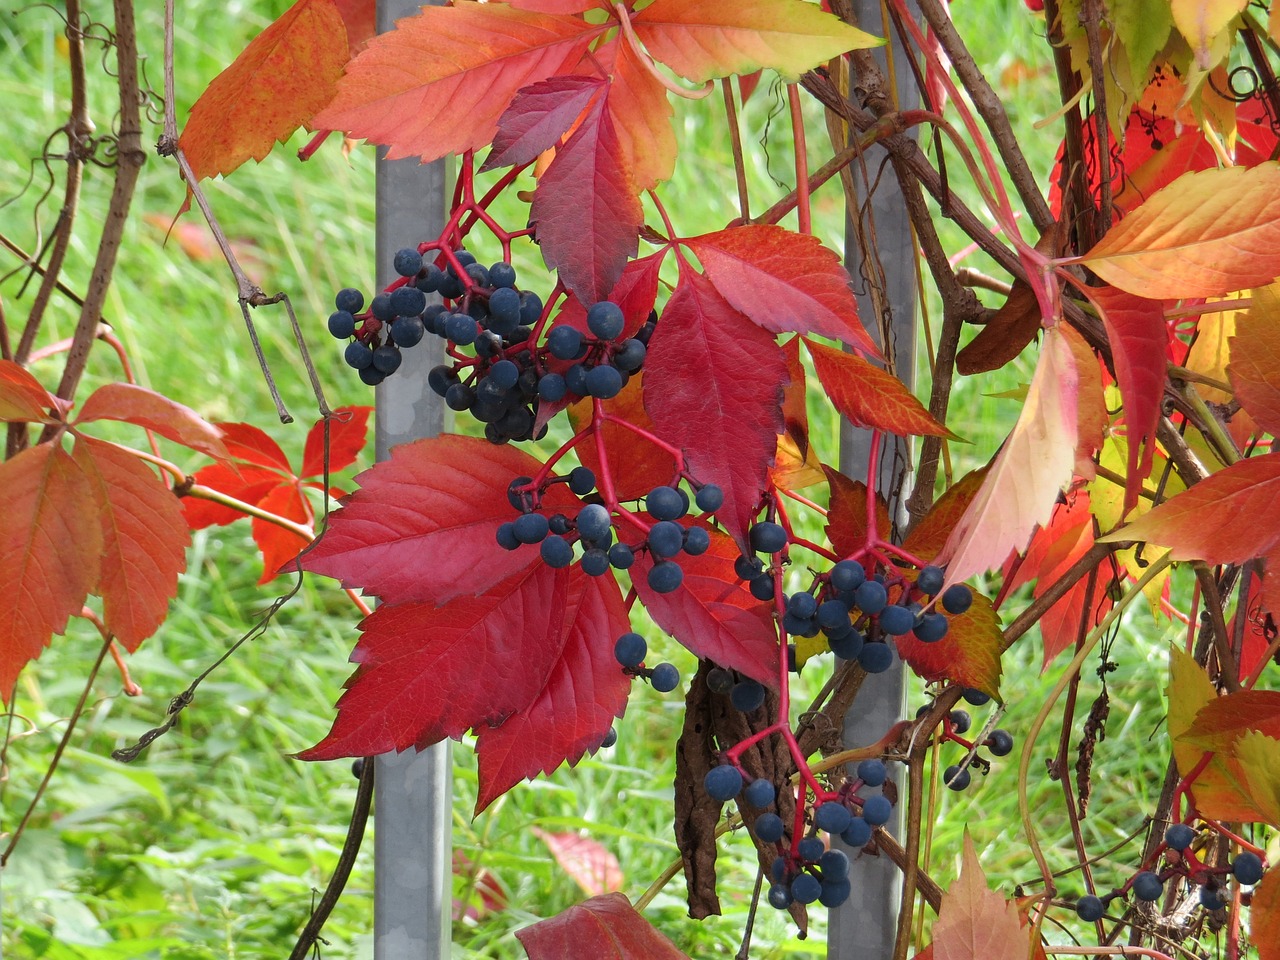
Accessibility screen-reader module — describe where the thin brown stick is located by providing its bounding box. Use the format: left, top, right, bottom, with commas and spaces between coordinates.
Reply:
1192, 564, 1243, 694
1080, 0, 1113, 234
721, 79, 750, 222
892, 751, 926, 960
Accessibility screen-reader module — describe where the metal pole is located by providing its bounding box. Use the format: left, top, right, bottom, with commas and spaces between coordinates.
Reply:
373, 2, 450, 956
830, 1, 920, 957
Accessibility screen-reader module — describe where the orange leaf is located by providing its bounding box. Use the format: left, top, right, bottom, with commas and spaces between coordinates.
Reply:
568, 373, 675, 502
604, 36, 676, 191
251, 482, 313, 583
937, 325, 1080, 583
179, 0, 351, 181
0, 360, 59, 423
824, 466, 890, 559
0, 444, 101, 697
74, 383, 227, 459
932, 834, 1030, 960
805, 339, 954, 438
315, 5, 603, 162
1080, 164, 1280, 299
771, 337, 824, 492
1230, 282, 1280, 436
72, 437, 190, 652
532, 828, 625, 897
183, 463, 283, 529
631, 0, 880, 83
331, 0, 375, 56
1099, 452, 1280, 565
896, 589, 1003, 699
903, 468, 988, 564
1253, 870, 1280, 960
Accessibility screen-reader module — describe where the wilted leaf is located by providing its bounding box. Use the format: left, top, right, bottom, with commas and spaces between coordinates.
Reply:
517, 893, 690, 959
474, 569, 631, 812
806, 339, 955, 438
532, 88, 643, 305
1099, 452, 1280, 566
1230, 282, 1280, 436
0, 444, 101, 697
1081, 164, 1280, 299
72, 437, 189, 651
532, 828, 625, 897
0, 359, 59, 423
316, 5, 603, 161
632, 529, 778, 685
643, 269, 788, 548
955, 279, 1041, 376
302, 435, 575, 605
932, 834, 1029, 960
297, 563, 570, 760
483, 75, 605, 171
688, 225, 878, 354
937, 325, 1080, 584
631, 0, 880, 83
179, 0, 350, 181
74, 383, 228, 459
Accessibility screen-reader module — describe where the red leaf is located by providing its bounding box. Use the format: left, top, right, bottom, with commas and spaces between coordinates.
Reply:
301, 435, 574, 605
902, 468, 988, 563
631, 529, 778, 685
532, 90, 642, 305
553, 250, 665, 342
517, 893, 691, 960
0, 360, 59, 423
932, 834, 1031, 960
179, 0, 350, 181
183, 463, 283, 528
315, 5, 603, 162
1090, 286, 1168, 514
824, 466, 890, 559
688, 225, 879, 355
1182, 689, 1280, 748
474, 569, 632, 812
331, 0, 375, 56
483, 75, 605, 172
531, 828, 624, 897
596, 37, 676, 191
301, 405, 373, 477
217, 422, 292, 472
1100, 452, 1280, 566
297, 563, 570, 760
71, 437, 189, 652
642, 269, 788, 547
0, 444, 101, 696
1037, 575, 1112, 668
805, 338, 954, 438
251, 483, 313, 583
567, 374, 677, 503
74, 383, 227, 459
506, 0, 601, 11
631, 0, 880, 83
1230, 284, 1280, 437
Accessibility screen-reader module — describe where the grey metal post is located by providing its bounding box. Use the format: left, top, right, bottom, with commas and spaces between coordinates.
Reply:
830, 1, 920, 957
373, 2, 450, 956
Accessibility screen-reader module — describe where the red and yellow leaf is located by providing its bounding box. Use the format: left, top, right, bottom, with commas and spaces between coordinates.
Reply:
0, 444, 101, 697
932, 834, 1030, 960
1099, 452, 1280, 565
474, 569, 631, 812
179, 0, 351, 181
643, 269, 788, 548
517, 893, 690, 959
531, 828, 625, 897
1234, 730, 1280, 826
315, 5, 604, 162
824, 467, 890, 559
531, 88, 643, 305
631, 0, 880, 83
805, 338, 954, 438
1230, 281, 1280, 437
631, 529, 778, 686
74, 383, 227, 459
301, 434, 577, 605
72, 437, 189, 652
687, 225, 879, 355
482, 75, 605, 172
297, 563, 570, 760
895, 590, 1003, 699
1081, 164, 1280, 299
902, 468, 988, 563
0, 360, 59, 423
938, 326, 1081, 583
1253, 870, 1280, 960
600, 36, 676, 191
771, 336, 824, 492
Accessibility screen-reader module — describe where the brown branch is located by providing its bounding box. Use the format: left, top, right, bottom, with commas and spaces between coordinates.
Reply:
1001, 541, 1122, 653
721, 79, 751, 223
1192, 564, 1243, 694
1080, 0, 1113, 234
892, 749, 927, 960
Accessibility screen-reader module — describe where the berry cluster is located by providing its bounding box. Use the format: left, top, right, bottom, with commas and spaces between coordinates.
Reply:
329, 247, 656, 446
913, 690, 1014, 792
614, 631, 680, 694
701, 754, 898, 911
1073, 823, 1268, 921
497, 474, 723, 593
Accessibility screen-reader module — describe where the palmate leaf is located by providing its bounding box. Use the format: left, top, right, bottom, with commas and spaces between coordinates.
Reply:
517, 893, 691, 960
315, 4, 605, 162
931, 835, 1032, 960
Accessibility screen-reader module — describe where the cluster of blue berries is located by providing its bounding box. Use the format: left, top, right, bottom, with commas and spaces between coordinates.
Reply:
916, 690, 1014, 792
701, 756, 897, 910
1073, 823, 1268, 921
613, 631, 680, 693
497, 475, 723, 593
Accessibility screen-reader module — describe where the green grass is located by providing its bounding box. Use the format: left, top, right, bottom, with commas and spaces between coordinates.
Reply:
0, 0, 1185, 956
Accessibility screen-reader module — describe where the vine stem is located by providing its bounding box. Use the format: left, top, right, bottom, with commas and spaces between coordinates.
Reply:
786, 84, 812, 235
612, 3, 712, 100
1046, 950, 1175, 960
1018, 555, 1173, 937
721, 79, 750, 222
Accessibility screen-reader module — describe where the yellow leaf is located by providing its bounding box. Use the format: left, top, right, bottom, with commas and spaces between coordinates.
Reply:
1186, 291, 1248, 403
1171, 0, 1248, 68
1229, 281, 1280, 436
1235, 731, 1280, 826
1082, 164, 1280, 299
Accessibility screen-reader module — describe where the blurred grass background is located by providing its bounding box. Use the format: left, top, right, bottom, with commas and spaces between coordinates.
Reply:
0, 1, 1185, 956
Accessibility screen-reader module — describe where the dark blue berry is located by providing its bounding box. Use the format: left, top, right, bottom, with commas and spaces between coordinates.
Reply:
817, 599, 851, 632
538, 373, 568, 402
944, 765, 971, 791
372, 344, 402, 374
963, 688, 991, 706
585, 364, 623, 398
1133, 871, 1163, 902
489, 261, 517, 288
615, 338, 646, 371
694, 484, 723, 513
743, 779, 776, 808
547, 326, 584, 360
389, 285, 426, 317
647, 560, 683, 593
445, 382, 474, 412
495, 522, 519, 551
540, 535, 574, 568
855, 580, 888, 615
735, 555, 764, 580
683, 526, 710, 556
1234, 852, 1265, 885
576, 504, 611, 542
328, 310, 356, 338
581, 549, 610, 576
565, 363, 589, 396
986, 729, 1014, 757
755, 813, 785, 843
416, 264, 443, 293
600, 727, 617, 749
749, 521, 787, 554
819, 877, 852, 907
489, 359, 519, 389
587, 301, 625, 340
646, 486, 684, 521
829, 560, 865, 592
949, 709, 971, 734
393, 247, 423, 278
917, 565, 945, 595
841, 818, 872, 848
791, 873, 822, 904
730, 679, 765, 713
857, 758, 887, 787
614, 632, 647, 668
878, 604, 914, 636
649, 663, 679, 693
390, 316, 425, 347
767, 883, 793, 909
749, 574, 775, 601
335, 288, 364, 314
913, 613, 949, 643
942, 584, 974, 615
370, 294, 395, 321
608, 543, 635, 569
859, 642, 894, 674
344, 341, 374, 369
1165, 823, 1195, 851
648, 521, 684, 558
829, 629, 865, 660
862, 794, 892, 826
445, 313, 478, 345
519, 290, 543, 325
513, 512, 549, 544
787, 591, 818, 619
1075, 895, 1105, 921
814, 802, 852, 835
797, 836, 826, 863
704, 765, 743, 802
